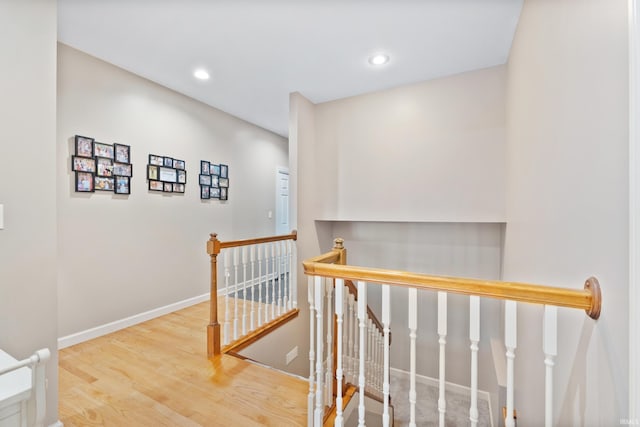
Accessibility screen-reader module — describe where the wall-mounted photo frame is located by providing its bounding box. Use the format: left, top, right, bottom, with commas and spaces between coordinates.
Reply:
201, 161, 210, 175
94, 142, 114, 159
95, 176, 114, 191
148, 165, 159, 180
72, 135, 133, 195
76, 171, 94, 192
200, 159, 229, 200
114, 143, 131, 164
72, 156, 97, 173
148, 154, 186, 194
201, 186, 210, 199
149, 154, 164, 166
113, 163, 132, 177
115, 176, 130, 194
96, 157, 113, 177
75, 135, 94, 158
149, 180, 164, 191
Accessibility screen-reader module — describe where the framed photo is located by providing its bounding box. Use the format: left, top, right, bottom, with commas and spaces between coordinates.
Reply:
114, 143, 131, 164
210, 187, 221, 199
177, 169, 187, 184
147, 165, 159, 180
113, 162, 132, 177
96, 157, 113, 177
94, 142, 114, 159
149, 180, 164, 191
220, 164, 228, 178
173, 183, 185, 193
159, 166, 177, 183
201, 185, 210, 199
163, 157, 174, 167
149, 154, 164, 166
75, 172, 94, 192
201, 161, 210, 175
219, 177, 229, 188
220, 187, 228, 200
211, 175, 219, 188
211, 164, 221, 176
115, 176, 130, 194
72, 155, 96, 173
199, 174, 212, 186
75, 135, 94, 158
163, 182, 173, 192
95, 176, 114, 191
173, 159, 185, 170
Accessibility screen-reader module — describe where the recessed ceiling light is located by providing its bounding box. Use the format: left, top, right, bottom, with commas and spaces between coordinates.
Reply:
194, 68, 210, 80
368, 54, 390, 66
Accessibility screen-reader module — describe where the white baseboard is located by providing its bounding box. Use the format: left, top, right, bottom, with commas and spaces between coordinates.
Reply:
390, 367, 494, 427
49, 421, 63, 427
57, 293, 209, 349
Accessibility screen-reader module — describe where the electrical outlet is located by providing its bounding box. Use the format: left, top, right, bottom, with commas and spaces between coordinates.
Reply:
286, 346, 298, 365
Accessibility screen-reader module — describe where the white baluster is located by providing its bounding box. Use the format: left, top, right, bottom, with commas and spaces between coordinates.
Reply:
335, 279, 345, 427
223, 250, 231, 345
276, 241, 282, 316
257, 244, 264, 327
544, 305, 557, 427
249, 245, 255, 331
382, 285, 391, 427
271, 242, 276, 321
367, 318, 373, 388
505, 301, 517, 427
357, 281, 367, 427
438, 291, 447, 427
409, 288, 418, 427
325, 281, 333, 406
233, 247, 239, 340
241, 246, 247, 336
314, 276, 324, 426
469, 296, 480, 427
291, 239, 297, 309
347, 293, 356, 383
308, 276, 316, 427
285, 240, 291, 310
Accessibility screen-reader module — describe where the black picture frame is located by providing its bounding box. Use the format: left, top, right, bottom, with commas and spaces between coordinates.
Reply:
220, 187, 228, 200
211, 175, 219, 188
72, 155, 97, 173
115, 176, 130, 194
94, 142, 114, 159
211, 164, 220, 176
173, 183, 185, 193
96, 157, 113, 177
173, 159, 185, 170
219, 177, 229, 188
149, 154, 164, 166
201, 185, 210, 199
113, 162, 133, 177
201, 160, 210, 175
114, 143, 131, 164
210, 187, 221, 199
163, 157, 174, 167
199, 174, 212, 186
220, 164, 228, 178
95, 176, 114, 191
148, 165, 159, 180
75, 135, 94, 158
75, 171, 94, 192
149, 180, 164, 192
163, 182, 173, 192
177, 169, 187, 184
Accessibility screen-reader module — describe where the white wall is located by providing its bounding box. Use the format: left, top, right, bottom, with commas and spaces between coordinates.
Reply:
504, 0, 629, 424
0, 1, 58, 425
57, 44, 288, 338
314, 65, 506, 222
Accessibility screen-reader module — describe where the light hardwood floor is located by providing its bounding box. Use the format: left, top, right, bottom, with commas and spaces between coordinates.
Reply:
59, 300, 308, 426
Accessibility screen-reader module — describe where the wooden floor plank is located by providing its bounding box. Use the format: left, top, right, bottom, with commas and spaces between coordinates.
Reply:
59, 300, 308, 426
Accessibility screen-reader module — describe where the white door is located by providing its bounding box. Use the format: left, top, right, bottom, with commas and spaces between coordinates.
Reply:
275, 167, 290, 235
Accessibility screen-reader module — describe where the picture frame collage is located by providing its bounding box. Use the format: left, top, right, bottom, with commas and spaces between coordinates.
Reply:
199, 160, 229, 200
72, 135, 132, 194
147, 154, 187, 193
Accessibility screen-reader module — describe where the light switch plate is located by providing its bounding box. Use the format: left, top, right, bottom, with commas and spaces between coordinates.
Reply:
0, 204, 4, 229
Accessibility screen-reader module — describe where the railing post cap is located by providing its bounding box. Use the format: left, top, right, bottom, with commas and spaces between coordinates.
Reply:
333, 238, 344, 249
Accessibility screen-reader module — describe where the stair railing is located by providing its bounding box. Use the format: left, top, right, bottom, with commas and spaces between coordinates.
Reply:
206, 230, 298, 357
303, 237, 602, 427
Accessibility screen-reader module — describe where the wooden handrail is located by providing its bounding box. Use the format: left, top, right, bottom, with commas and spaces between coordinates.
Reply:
206, 230, 298, 357
303, 244, 601, 320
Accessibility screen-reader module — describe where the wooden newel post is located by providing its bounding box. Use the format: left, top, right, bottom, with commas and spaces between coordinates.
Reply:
333, 237, 346, 266
207, 233, 222, 357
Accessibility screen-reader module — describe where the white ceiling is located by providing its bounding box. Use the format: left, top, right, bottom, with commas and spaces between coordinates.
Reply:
57, 0, 523, 137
